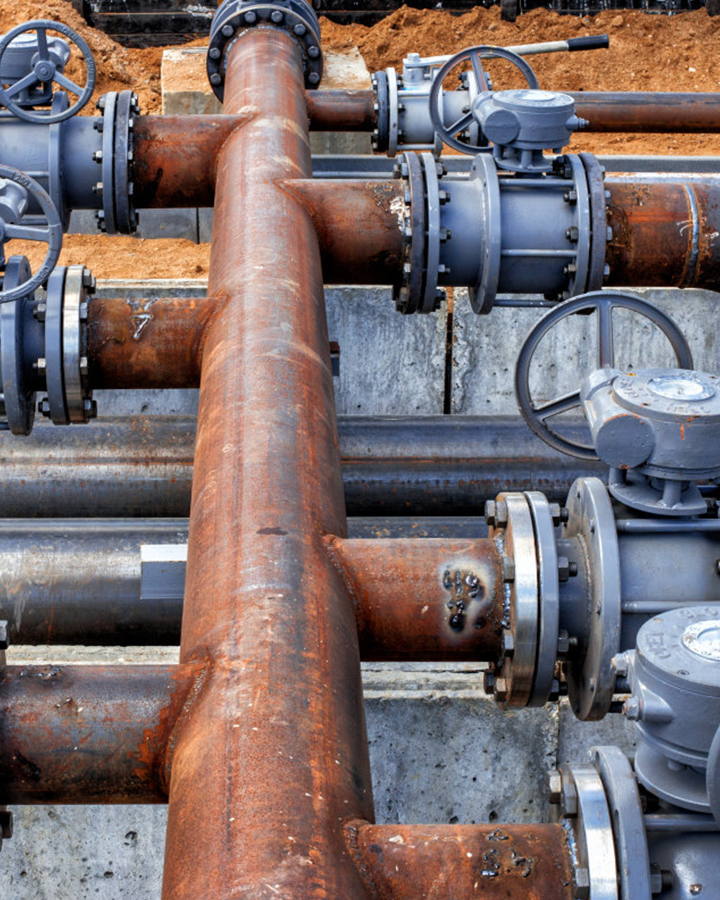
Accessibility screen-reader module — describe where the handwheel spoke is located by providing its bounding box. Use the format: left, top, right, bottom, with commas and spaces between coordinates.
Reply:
536, 390, 582, 420
35, 27, 49, 62
54, 72, 82, 97
597, 301, 615, 368
3, 223, 50, 243
447, 110, 474, 136
4, 72, 39, 99
470, 53, 490, 91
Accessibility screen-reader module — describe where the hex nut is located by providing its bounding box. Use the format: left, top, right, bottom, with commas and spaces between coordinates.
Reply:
0, 619, 7, 650
548, 771, 563, 804
561, 781, 578, 818
502, 555, 515, 583
574, 866, 590, 899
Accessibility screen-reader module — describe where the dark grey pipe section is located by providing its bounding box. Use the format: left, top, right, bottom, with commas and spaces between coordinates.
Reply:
0, 517, 485, 645
0, 415, 605, 518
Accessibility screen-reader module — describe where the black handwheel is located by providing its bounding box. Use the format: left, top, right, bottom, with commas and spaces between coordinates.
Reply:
514, 291, 694, 460
428, 45, 539, 155
0, 164, 63, 304
0, 20, 96, 123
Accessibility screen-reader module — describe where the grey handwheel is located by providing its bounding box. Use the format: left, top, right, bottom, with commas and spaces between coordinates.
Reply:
515, 291, 694, 460
0, 164, 63, 304
0, 20, 96, 123
428, 45, 539, 155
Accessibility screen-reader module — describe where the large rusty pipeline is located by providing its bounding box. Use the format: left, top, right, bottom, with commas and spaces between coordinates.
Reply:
345, 822, 575, 900
161, 26, 374, 900
0, 664, 200, 804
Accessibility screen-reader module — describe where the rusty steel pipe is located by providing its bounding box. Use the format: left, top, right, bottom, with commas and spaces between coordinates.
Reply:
345, 822, 574, 900
570, 92, 720, 133
306, 89, 377, 131
162, 26, 374, 900
327, 537, 504, 660
0, 663, 200, 804
606, 180, 720, 290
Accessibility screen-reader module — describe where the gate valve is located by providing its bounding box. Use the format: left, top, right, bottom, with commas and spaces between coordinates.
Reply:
514, 290, 720, 516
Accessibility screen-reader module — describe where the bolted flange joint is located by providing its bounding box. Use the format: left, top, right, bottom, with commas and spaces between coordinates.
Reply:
207, 0, 323, 99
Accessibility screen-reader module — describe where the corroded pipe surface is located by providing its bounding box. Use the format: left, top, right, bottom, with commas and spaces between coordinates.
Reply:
345, 822, 574, 900
162, 27, 374, 900
88, 297, 212, 389
0, 664, 199, 804
571, 92, 720, 132
606, 180, 720, 289
328, 537, 504, 660
284, 179, 404, 285
306, 89, 376, 130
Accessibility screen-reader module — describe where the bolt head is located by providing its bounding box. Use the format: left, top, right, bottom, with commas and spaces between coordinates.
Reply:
209, 47, 222, 60
308, 45, 320, 59
502, 555, 515, 583
624, 696, 641, 721
210, 73, 222, 86
33, 302, 46, 322
494, 677, 508, 703
294, 23, 307, 36
502, 632, 515, 657
0, 619, 7, 650
483, 669, 496, 695
244, 11, 257, 23
574, 866, 590, 899
221, 24, 235, 37
307, 72, 320, 86
271, 10, 284, 23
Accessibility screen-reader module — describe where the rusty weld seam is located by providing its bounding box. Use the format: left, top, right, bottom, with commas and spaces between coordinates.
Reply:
343, 820, 384, 900
682, 183, 700, 287
321, 535, 362, 614
160, 659, 211, 794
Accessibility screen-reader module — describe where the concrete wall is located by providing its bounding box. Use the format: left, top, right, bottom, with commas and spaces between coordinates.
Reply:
2, 278, 715, 898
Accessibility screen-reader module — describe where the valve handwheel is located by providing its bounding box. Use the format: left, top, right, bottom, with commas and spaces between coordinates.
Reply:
428, 45, 539, 155
515, 291, 694, 460
0, 164, 63, 304
0, 20, 96, 123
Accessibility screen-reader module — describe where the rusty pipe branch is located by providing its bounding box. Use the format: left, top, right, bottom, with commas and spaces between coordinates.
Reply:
0, 663, 200, 804
345, 822, 574, 900
162, 26, 374, 900
327, 537, 504, 660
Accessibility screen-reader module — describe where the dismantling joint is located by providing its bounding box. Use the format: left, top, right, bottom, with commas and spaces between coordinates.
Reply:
95, 90, 140, 235
392, 150, 607, 315
207, 0, 323, 98
0, 257, 96, 435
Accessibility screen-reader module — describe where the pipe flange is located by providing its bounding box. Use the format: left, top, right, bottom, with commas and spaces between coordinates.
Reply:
524, 491, 560, 707
96, 91, 117, 235
371, 70, 389, 153
0, 256, 39, 435
207, 0, 323, 98
114, 90, 140, 235
563, 154, 591, 298
592, 747, 652, 900
387, 67, 401, 158
580, 152, 608, 291
467, 153, 501, 315
393, 152, 425, 315
392, 152, 446, 315
43, 265, 69, 425
62, 265, 96, 424
485, 492, 539, 708
563, 477, 621, 721
548, 763, 618, 900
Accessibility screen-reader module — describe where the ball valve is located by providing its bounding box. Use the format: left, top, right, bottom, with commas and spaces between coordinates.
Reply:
370, 35, 609, 157
484, 293, 720, 719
